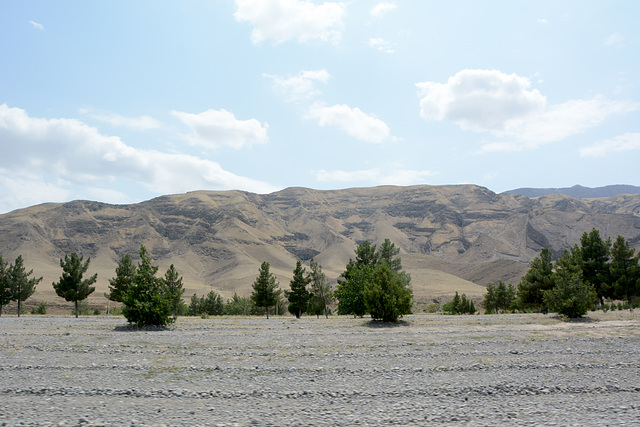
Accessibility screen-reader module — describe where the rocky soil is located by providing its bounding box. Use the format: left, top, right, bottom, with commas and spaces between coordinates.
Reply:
1, 312, 639, 426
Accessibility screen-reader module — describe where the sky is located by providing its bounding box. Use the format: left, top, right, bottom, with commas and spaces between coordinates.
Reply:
0, 1, 638, 214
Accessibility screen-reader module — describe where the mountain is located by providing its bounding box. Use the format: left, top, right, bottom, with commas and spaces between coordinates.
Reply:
1, 184, 639, 308
503, 184, 640, 199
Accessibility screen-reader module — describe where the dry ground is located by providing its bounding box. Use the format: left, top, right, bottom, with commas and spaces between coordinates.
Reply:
1, 311, 639, 426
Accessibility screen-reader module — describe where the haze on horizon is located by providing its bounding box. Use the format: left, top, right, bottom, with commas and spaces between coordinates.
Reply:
1, 1, 638, 214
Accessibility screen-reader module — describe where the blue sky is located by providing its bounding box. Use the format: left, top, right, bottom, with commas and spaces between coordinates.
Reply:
0, 1, 638, 213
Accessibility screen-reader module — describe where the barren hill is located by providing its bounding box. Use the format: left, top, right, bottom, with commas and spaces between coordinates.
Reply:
1, 185, 639, 307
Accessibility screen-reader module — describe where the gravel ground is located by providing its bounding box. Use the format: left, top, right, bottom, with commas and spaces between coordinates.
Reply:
1, 312, 639, 426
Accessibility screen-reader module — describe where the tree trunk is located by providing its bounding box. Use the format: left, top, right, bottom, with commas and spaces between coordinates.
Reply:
600, 296, 607, 312
324, 304, 329, 319
75, 300, 79, 318
629, 297, 633, 313
17, 298, 21, 318
266, 305, 269, 319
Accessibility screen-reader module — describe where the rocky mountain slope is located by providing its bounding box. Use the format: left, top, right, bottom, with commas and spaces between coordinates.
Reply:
1, 185, 639, 305
503, 184, 640, 199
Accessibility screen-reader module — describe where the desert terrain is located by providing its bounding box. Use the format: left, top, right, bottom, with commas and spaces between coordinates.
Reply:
1, 311, 639, 426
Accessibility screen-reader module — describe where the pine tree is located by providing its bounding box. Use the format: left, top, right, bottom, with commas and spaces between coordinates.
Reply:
517, 248, 555, 311
364, 261, 413, 322
52, 252, 97, 318
0, 256, 11, 316
107, 254, 136, 303
11, 255, 43, 317
609, 236, 640, 311
163, 264, 185, 320
251, 262, 281, 318
286, 261, 311, 318
544, 268, 596, 318
579, 228, 612, 311
122, 245, 173, 327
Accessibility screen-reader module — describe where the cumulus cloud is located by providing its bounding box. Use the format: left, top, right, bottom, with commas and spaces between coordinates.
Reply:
370, 2, 396, 17
580, 133, 640, 158
29, 20, 44, 30
368, 37, 394, 53
417, 69, 637, 150
306, 102, 391, 143
264, 69, 330, 102
0, 104, 276, 212
314, 167, 435, 185
171, 109, 268, 149
79, 108, 161, 131
234, 0, 346, 45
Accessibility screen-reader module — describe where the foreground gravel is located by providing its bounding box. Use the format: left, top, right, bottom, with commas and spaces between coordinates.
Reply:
1, 313, 639, 426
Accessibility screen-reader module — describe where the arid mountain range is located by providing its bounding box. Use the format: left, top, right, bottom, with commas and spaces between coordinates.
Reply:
1, 185, 639, 307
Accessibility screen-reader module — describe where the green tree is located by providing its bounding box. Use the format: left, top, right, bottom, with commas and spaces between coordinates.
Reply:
544, 268, 596, 318
286, 261, 311, 318
307, 259, 332, 318
364, 261, 413, 322
122, 245, 173, 327
609, 236, 640, 311
106, 254, 136, 303
335, 241, 378, 317
517, 248, 555, 311
163, 264, 185, 320
0, 256, 12, 316
483, 281, 516, 313
10, 255, 42, 317
52, 252, 97, 318
251, 261, 281, 319
202, 290, 224, 315
579, 228, 612, 311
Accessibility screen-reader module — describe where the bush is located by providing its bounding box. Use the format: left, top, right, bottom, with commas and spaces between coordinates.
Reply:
443, 292, 476, 315
31, 301, 47, 315
363, 262, 413, 322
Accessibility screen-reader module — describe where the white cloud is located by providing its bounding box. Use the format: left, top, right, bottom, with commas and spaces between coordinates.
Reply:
79, 108, 161, 131
306, 102, 391, 143
29, 20, 44, 30
603, 32, 625, 48
264, 69, 330, 102
0, 104, 276, 213
370, 2, 396, 17
368, 37, 395, 53
171, 108, 268, 149
234, 0, 346, 45
315, 167, 435, 185
536, 18, 548, 24
580, 133, 640, 158
417, 69, 638, 151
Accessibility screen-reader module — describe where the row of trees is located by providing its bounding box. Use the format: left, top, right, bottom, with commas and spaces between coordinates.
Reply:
247, 239, 414, 323
249, 258, 333, 319
484, 229, 640, 318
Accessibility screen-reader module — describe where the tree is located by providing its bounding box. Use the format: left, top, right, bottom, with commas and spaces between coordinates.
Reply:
251, 262, 281, 319
122, 245, 173, 327
163, 264, 185, 320
106, 254, 136, 303
335, 241, 379, 317
224, 293, 258, 315
336, 240, 413, 318
517, 248, 555, 311
286, 261, 311, 318
52, 252, 97, 318
609, 236, 640, 311
0, 256, 11, 316
364, 262, 413, 322
579, 228, 612, 311
483, 281, 516, 313
10, 255, 42, 317
544, 268, 596, 318
307, 259, 332, 318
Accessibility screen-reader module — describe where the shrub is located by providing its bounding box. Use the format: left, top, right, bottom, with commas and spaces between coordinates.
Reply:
543, 273, 596, 318
31, 301, 47, 315
443, 292, 476, 315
